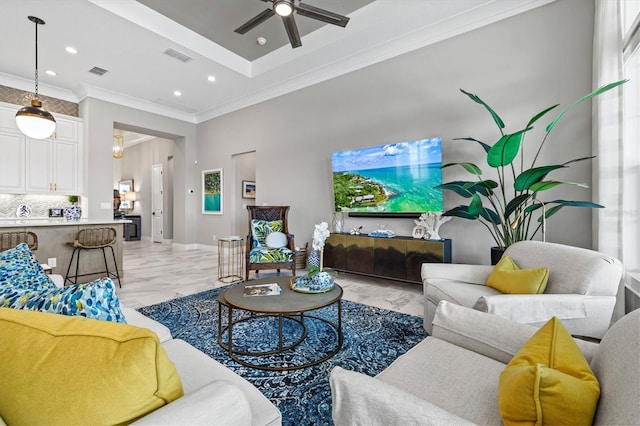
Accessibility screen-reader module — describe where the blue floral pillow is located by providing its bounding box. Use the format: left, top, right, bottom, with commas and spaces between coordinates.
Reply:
0, 243, 55, 292
0, 277, 126, 323
251, 220, 283, 248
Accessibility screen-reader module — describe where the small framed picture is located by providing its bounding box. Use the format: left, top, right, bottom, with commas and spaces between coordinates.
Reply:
412, 225, 426, 239
242, 180, 256, 199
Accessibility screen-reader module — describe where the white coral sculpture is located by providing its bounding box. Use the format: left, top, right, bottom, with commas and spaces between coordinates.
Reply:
414, 212, 451, 240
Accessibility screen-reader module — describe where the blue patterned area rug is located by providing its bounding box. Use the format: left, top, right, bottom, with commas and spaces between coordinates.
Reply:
138, 285, 426, 426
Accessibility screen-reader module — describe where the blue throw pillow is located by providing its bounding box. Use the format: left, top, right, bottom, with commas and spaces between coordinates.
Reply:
0, 243, 54, 292
0, 277, 126, 323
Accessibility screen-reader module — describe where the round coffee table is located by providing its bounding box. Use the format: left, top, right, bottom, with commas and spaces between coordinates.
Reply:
217, 276, 343, 371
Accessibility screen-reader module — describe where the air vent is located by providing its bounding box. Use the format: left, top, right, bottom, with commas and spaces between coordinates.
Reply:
163, 48, 192, 63
88, 66, 108, 76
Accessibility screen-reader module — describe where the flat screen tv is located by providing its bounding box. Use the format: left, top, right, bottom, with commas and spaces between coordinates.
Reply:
331, 137, 443, 218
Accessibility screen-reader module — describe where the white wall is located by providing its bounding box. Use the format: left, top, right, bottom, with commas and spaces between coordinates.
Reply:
195, 0, 596, 264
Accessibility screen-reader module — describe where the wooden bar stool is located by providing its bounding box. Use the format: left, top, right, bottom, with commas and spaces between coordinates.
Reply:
64, 227, 121, 287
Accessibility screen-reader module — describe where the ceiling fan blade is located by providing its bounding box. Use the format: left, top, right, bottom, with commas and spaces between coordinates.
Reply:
234, 8, 275, 34
282, 14, 302, 48
297, 2, 349, 27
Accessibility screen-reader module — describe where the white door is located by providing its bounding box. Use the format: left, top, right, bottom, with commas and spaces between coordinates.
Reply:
151, 164, 164, 243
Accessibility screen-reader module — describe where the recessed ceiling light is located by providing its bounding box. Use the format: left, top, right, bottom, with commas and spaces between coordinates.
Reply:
173, 90, 182, 97
45, 70, 56, 76
65, 46, 78, 54
207, 75, 216, 82
257, 37, 267, 46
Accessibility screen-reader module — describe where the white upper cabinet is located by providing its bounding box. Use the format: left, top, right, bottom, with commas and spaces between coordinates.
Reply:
0, 129, 26, 193
0, 103, 83, 195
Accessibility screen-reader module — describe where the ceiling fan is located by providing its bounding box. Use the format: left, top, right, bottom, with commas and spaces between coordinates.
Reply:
234, 0, 350, 49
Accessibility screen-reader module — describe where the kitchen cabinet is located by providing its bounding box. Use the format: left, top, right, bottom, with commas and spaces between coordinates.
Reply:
0, 129, 26, 193
0, 103, 82, 195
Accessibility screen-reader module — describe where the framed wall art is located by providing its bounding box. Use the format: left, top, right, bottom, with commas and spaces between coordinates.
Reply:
202, 169, 223, 215
242, 180, 256, 199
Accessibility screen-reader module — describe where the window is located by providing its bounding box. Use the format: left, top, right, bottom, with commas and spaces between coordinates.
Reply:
622, 3, 640, 275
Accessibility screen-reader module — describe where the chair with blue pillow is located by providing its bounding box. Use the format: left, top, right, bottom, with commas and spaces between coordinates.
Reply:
245, 205, 296, 281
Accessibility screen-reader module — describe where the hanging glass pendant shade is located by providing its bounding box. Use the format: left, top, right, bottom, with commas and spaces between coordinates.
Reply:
15, 16, 56, 139
113, 135, 124, 159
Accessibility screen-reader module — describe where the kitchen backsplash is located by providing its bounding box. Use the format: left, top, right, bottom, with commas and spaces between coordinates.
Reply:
0, 194, 73, 218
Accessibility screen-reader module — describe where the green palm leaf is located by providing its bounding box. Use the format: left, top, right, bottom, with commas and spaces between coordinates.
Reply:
487, 128, 531, 167
460, 89, 505, 130
514, 165, 566, 191
546, 80, 627, 133
452, 137, 492, 153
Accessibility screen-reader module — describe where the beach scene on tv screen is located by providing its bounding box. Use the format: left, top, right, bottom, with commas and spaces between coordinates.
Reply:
332, 137, 443, 213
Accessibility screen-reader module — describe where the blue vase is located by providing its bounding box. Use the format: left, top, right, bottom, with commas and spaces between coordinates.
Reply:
308, 250, 320, 267
64, 205, 82, 221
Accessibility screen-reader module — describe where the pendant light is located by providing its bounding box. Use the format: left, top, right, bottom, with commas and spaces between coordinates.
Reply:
113, 134, 124, 159
15, 16, 56, 140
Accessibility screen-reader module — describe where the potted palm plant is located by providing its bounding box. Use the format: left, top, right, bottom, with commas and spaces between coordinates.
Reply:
436, 80, 626, 263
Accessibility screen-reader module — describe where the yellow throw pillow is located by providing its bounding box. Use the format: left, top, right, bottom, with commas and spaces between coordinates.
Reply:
498, 317, 600, 425
487, 255, 549, 294
0, 308, 183, 425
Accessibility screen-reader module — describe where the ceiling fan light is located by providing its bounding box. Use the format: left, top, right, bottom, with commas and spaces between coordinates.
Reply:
15, 99, 56, 139
274, 0, 294, 17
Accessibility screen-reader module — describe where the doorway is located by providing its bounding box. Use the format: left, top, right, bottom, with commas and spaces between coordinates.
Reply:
112, 127, 175, 242
232, 151, 256, 239
151, 163, 164, 242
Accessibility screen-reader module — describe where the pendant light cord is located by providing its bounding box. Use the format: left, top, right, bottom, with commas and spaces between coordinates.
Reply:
34, 17, 39, 98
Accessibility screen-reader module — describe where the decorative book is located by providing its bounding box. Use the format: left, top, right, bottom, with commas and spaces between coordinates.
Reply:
243, 283, 281, 297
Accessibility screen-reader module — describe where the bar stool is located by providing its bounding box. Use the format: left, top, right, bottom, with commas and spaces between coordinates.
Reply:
0, 231, 38, 252
0, 231, 52, 273
64, 227, 121, 287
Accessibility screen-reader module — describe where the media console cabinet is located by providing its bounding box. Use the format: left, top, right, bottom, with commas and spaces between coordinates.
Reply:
323, 233, 452, 284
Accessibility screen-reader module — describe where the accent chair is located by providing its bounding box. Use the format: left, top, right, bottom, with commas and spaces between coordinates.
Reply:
245, 205, 296, 281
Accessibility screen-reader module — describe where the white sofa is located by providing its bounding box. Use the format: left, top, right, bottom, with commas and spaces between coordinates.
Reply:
422, 241, 623, 339
44, 274, 282, 426
330, 301, 640, 425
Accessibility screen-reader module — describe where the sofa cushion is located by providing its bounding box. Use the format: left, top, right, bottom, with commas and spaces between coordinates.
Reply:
377, 337, 505, 424
487, 256, 549, 294
249, 246, 293, 263
0, 308, 183, 425
132, 381, 253, 425
0, 277, 126, 323
251, 219, 283, 248
498, 317, 600, 425
0, 242, 55, 292
330, 366, 473, 425
162, 339, 282, 426
125, 307, 172, 342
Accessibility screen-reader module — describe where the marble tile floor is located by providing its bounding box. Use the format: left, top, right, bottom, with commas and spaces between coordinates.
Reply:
117, 239, 424, 318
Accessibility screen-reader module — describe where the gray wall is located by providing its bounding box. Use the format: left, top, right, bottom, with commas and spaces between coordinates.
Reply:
196, 0, 595, 264
115, 138, 175, 239
79, 98, 198, 245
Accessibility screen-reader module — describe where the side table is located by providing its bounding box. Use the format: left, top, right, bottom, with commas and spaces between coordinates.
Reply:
218, 237, 243, 283
123, 215, 141, 241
